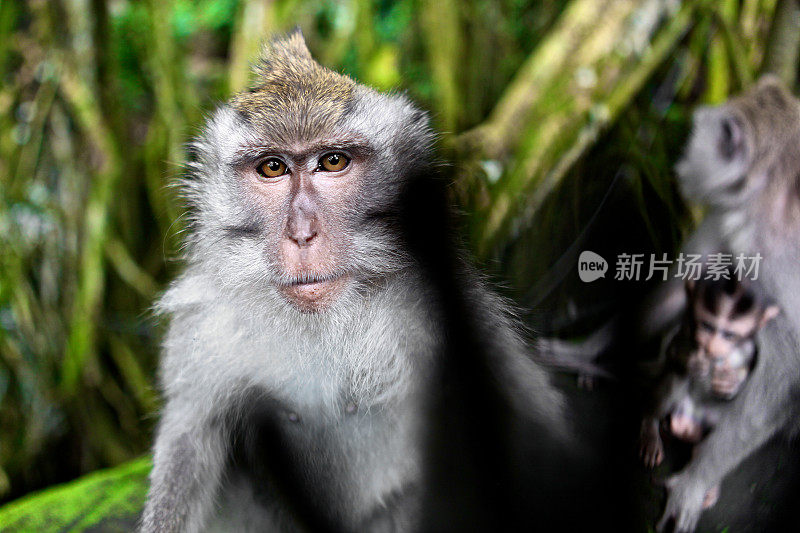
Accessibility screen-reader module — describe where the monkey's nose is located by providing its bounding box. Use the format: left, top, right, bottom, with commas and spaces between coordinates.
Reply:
288, 223, 318, 247
286, 201, 319, 247
707, 337, 728, 357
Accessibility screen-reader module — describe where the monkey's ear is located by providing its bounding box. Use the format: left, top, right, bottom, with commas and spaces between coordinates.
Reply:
718, 115, 745, 160
760, 305, 780, 328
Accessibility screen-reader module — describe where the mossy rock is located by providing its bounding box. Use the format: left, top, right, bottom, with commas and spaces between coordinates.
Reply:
0, 457, 150, 532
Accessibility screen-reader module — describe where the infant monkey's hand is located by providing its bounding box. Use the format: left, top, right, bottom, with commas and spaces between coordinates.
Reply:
670, 413, 703, 443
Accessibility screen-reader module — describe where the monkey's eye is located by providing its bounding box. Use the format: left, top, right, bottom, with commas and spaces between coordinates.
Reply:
700, 321, 715, 333
319, 152, 349, 172
257, 158, 287, 178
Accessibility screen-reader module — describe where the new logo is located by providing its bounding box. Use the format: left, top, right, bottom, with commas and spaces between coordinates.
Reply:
578, 251, 608, 282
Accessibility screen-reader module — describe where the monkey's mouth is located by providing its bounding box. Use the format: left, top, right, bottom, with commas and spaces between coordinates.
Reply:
277, 274, 350, 311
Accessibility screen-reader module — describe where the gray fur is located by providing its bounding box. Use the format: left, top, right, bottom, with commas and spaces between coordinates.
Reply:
649, 76, 800, 532
141, 34, 564, 533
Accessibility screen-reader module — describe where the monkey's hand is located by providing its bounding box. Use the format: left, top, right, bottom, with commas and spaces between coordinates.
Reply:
656, 472, 707, 533
639, 422, 664, 468
669, 413, 703, 443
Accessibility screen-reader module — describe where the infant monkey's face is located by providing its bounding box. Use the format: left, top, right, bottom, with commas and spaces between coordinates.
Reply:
692, 303, 757, 359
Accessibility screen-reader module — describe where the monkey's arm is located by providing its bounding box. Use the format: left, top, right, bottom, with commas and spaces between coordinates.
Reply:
140, 397, 229, 533
657, 403, 784, 532
651, 373, 685, 419
456, 270, 567, 438
640, 374, 684, 467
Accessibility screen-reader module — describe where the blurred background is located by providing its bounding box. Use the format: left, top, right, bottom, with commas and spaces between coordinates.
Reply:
1, 0, 799, 522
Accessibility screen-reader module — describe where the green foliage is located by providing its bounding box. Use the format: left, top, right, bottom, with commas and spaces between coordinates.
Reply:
0, 456, 150, 532
0, 0, 798, 511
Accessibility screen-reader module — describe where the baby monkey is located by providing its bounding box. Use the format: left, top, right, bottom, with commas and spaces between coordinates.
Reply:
640, 275, 778, 505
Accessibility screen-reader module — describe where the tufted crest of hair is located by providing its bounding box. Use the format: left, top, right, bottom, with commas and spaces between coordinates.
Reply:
168, 31, 437, 316
231, 31, 357, 144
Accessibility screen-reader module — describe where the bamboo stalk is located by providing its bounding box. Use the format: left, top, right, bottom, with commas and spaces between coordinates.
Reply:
419, 0, 464, 132
108, 335, 158, 414
761, 0, 800, 85
57, 4, 123, 391
228, 0, 278, 93
104, 238, 160, 299
715, 2, 753, 88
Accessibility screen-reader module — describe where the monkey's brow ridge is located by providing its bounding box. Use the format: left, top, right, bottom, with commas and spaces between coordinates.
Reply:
231, 140, 375, 164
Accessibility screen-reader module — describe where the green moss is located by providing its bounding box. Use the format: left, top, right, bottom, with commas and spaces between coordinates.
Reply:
0, 457, 151, 532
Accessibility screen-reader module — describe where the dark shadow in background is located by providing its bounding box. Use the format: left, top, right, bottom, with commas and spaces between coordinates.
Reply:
403, 170, 640, 532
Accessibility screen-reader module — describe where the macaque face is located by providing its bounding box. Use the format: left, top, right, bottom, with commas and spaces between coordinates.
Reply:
675, 77, 800, 209
687, 278, 779, 364
235, 141, 374, 312
692, 303, 756, 359
194, 40, 431, 314
675, 105, 753, 206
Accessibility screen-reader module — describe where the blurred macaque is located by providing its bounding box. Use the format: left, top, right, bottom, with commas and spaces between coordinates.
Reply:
640, 277, 778, 475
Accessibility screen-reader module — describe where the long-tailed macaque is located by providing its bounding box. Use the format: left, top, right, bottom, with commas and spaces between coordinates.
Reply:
645, 76, 800, 532
640, 277, 778, 513
139, 32, 567, 532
